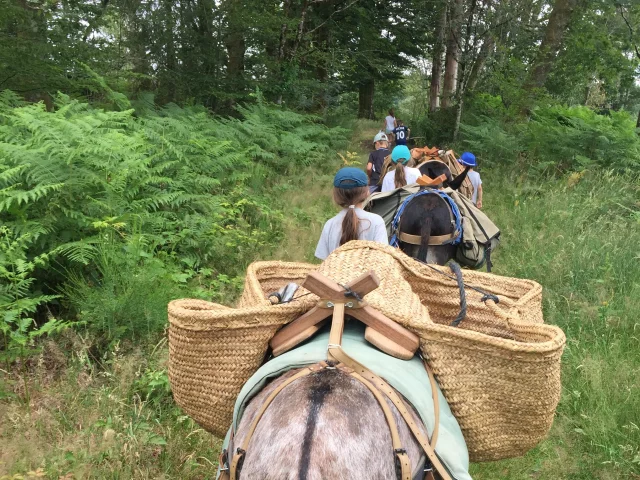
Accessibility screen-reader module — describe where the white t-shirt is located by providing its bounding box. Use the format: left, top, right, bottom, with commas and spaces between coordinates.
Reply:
315, 208, 388, 260
468, 170, 482, 204
381, 167, 422, 193
385, 115, 396, 132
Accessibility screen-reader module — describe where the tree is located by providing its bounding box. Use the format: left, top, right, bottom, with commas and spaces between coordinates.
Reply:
526, 0, 581, 91
429, 2, 448, 112
442, 0, 464, 108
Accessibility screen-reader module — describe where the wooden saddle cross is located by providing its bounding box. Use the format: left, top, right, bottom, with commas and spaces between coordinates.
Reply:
269, 270, 420, 360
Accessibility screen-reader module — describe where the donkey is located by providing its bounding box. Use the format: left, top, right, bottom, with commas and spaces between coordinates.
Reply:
229, 367, 429, 479
397, 162, 469, 265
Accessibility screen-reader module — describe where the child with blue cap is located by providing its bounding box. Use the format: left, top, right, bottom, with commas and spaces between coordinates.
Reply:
459, 152, 483, 208
380, 145, 422, 193
315, 167, 388, 260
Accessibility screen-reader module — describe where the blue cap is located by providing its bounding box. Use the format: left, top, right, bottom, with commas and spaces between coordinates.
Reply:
459, 152, 476, 167
391, 145, 411, 165
333, 167, 368, 189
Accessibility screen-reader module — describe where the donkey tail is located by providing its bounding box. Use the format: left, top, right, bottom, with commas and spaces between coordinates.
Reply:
417, 215, 432, 262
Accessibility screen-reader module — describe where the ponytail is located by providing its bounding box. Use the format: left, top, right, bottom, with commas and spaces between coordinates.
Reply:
394, 162, 407, 189
333, 186, 370, 246
340, 206, 359, 246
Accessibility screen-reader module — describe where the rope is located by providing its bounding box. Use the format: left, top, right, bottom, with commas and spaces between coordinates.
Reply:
389, 188, 462, 248
415, 257, 500, 305
447, 261, 467, 327
339, 283, 364, 302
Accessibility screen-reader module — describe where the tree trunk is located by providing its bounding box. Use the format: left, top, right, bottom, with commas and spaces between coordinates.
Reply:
312, 1, 334, 112
442, 0, 463, 109
224, 0, 246, 96
225, 32, 245, 85
277, 0, 292, 62
453, 95, 465, 141
454, 44, 488, 140
358, 79, 375, 119
429, 3, 447, 112
526, 0, 579, 90
637, 109, 640, 129
163, 0, 177, 103
291, 0, 310, 58
466, 35, 494, 93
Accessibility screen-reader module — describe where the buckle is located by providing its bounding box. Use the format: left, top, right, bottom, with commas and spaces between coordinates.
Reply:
219, 448, 229, 471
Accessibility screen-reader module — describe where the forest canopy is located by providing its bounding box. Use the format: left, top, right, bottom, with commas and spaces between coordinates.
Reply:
1, 0, 639, 126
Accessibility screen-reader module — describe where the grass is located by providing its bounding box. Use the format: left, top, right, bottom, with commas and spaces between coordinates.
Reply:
1, 120, 639, 479
0, 337, 220, 479
469, 169, 640, 480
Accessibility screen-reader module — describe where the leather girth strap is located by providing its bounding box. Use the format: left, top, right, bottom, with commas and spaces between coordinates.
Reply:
398, 231, 458, 246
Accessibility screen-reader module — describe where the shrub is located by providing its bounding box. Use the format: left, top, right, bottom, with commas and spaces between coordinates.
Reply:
0, 89, 347, 352
460, 104, 640, 173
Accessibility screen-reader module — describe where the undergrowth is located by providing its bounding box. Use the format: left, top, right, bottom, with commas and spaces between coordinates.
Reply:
0, 90, 346, 355
470, 168, 640, 479
1, 112, 638, 479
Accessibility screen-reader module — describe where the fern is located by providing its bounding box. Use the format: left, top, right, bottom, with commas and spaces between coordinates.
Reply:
0, 90, 347, 346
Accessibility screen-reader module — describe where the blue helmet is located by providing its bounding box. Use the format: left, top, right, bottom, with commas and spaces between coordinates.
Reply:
391, 145, 411, 165
459, 152, 476, 167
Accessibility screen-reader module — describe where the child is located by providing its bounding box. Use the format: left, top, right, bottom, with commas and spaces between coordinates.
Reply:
383, 109, 397, 142
315, 167, 388, 260
460, 152, 483, 208
381, 145, 422, 192
393, 119, 410, 146
367, 131, 390, 194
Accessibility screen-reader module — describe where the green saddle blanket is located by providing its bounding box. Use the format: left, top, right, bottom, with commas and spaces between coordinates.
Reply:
216, 322, 472, 480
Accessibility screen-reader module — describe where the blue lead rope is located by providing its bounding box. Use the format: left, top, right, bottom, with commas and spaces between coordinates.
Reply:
389, 189, 462, 247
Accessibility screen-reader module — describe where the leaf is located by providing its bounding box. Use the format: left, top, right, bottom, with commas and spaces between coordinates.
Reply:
145, 434, 167, 446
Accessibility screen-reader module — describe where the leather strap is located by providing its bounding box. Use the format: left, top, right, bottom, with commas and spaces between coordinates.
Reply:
329, 345, 452, 480
228, 363, 325, 479
218, 450, 229, 480
327, 303, 412, 480
343, 365, 412, 480
326, 308, 452, 480
398, 231, 459, 246
224, 301, 450, 480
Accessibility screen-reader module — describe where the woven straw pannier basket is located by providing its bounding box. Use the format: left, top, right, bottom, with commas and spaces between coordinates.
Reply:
168, 262, 314, 438
168, 241, 565, 462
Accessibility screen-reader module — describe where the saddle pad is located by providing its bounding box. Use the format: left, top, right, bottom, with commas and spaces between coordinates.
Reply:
216, 322, 472, 480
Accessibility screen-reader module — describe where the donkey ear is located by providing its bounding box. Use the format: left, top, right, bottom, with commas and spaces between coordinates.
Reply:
448, 166, 470, 190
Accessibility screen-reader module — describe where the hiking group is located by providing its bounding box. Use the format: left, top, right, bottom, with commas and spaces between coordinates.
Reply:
316, 130, 483, 262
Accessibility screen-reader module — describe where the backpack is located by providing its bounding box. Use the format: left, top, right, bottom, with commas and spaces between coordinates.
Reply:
443, 188, 500, 271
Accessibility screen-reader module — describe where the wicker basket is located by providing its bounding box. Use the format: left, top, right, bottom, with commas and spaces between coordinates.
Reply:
168, 298, 307, 438
168, 242, 565, 461
314, 242, 565, 461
